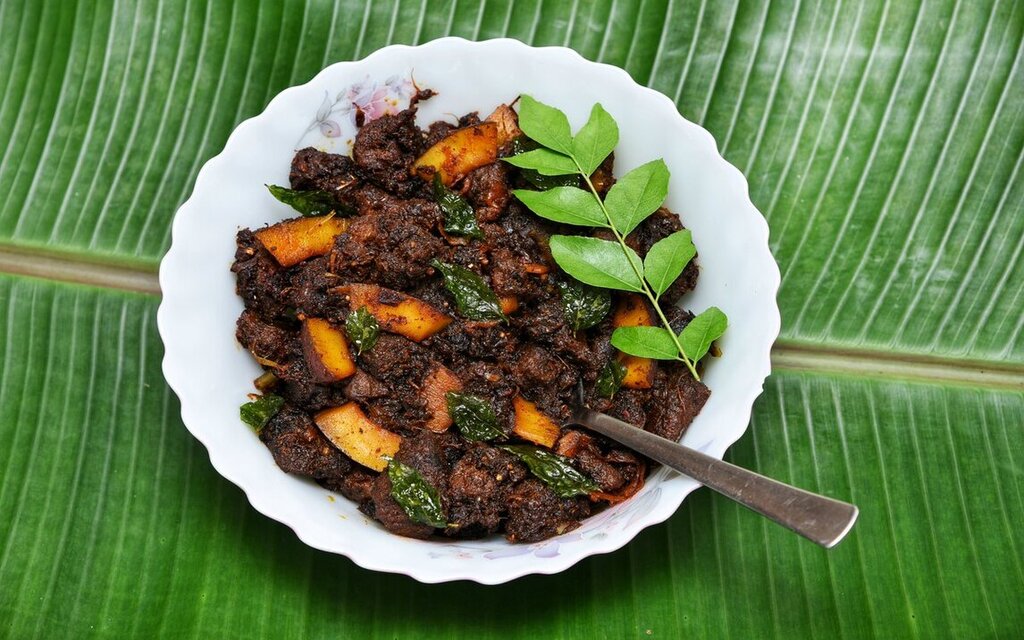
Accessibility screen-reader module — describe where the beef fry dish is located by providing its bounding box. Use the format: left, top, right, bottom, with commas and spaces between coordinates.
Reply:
233, 92, 711, 543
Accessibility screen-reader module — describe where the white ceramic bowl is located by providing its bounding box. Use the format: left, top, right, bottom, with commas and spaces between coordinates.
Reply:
157, 37, 781, 584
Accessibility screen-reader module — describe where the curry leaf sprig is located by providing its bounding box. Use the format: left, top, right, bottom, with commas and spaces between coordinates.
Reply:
505, 96, 727, 380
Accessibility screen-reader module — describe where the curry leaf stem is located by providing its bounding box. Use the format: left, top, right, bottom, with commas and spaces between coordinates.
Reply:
574, 159, 700, 380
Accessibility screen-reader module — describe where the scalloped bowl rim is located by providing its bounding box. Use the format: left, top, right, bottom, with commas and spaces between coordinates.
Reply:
157, 37, 781, 584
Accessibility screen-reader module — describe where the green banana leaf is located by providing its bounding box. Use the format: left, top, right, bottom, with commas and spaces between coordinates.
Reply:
0, 0, 1021, 638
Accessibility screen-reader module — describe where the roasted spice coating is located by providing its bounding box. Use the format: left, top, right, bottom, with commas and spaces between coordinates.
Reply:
233, 98, 710, 542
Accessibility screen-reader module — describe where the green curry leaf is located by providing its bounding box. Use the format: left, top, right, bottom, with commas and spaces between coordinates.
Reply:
556, 277, 612, 331
387, 459, 447, 528
507, 99, 724, 381
643, 229, 696, 298
516, 95, 574, 155
548, 236, 645, 292
678, 307, 728, 363
344, 306, 380, 356
266, 185, 347, 217
610, 326, 681, 360
446, 392, 505, 442
431, 260, 508, 322
512, 187, 608, 227
433, 174, 484, 239
239, 394, 285, 432
503, 148, 579, 176
594, 360, 627, 399
572, 103, 618, 175
500, 445, 599, 498
602, 160, 670, 236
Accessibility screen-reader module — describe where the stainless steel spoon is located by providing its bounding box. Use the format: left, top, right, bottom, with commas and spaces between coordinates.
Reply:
569, 395, 859, 548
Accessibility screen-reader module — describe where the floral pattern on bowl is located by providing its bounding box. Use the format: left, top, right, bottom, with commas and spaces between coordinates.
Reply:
298, 74, 416, 149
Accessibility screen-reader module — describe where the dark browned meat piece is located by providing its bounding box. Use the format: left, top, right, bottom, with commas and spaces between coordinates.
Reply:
434, 432, 469, 467
487, 248, 532, 298
446, 446, 527, 538
514, 291, 603, 379
286, 255, 341, 319
352, 335, 435, 433
515, 290, 566, 342
352, 186, 442, 230
513, 344, 573, 389
236, 309, 295, 365
275, 356, 350, 412
260, 407, 352, 481
577, 450, 624, 492
555, 429, 639, 495
512, 344, 578, 419
289, 148, 362, 211
331, 194, 445, 290
421, 113, 482, 148
504, 479, 591, 543
576, 448, 625, 492
424, 121, 456, 148
457, 113, 481, 127
358, 334, 434, 383
481, 205, 556, 299
319, 469, 377, 504
352, 109, 425, 197
644, 368, 710, 443
344, 369, 390, 402
607, 388, 647, 428
665, 305, 697, 333
463, 163, 509, 222
427, 320, 520, 363
232, 229, 291, 322
366, 394, 429, 436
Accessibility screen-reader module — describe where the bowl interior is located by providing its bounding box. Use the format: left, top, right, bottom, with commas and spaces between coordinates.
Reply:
158, 38, 780, 584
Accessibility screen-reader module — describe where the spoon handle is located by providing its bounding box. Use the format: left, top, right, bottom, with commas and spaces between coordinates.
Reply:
573, 408, 858, 548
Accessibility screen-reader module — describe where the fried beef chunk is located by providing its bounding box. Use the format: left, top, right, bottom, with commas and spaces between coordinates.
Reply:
505, 479, 591, 543
446, 446, 527, 538
236, 309, 294, 364
355, 334, 433, 434
289, 148, 361, 211
644, 368, 711, 443
364, 473, 435, 539
463, 163, 510, 222
260, 407, 351, 481
233, 229, 291, 322
331, 193, 445, 290
352, 108, 425, 197
232, 99, 714, 543
319, 469, 376, 504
